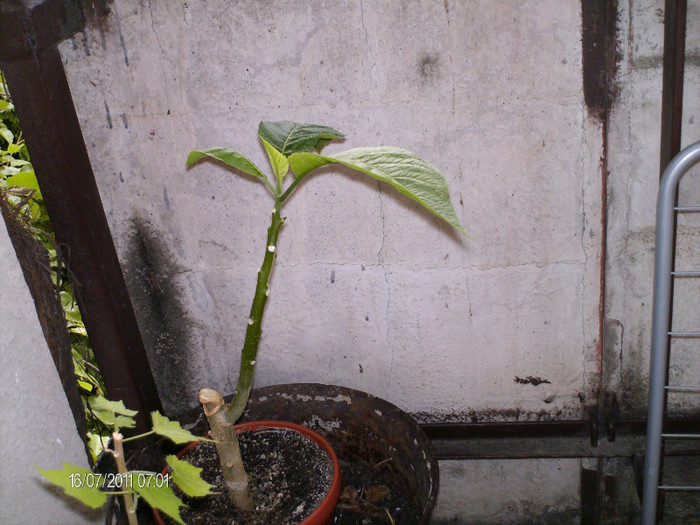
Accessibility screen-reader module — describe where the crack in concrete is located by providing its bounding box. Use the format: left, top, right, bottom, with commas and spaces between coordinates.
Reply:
359, 0, 376, 94
376, 176, 392, 389
147, 4, 174, 111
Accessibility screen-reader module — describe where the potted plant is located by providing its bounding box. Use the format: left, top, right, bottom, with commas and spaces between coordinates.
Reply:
174, 120, 467, 523
39, 120, 466, 524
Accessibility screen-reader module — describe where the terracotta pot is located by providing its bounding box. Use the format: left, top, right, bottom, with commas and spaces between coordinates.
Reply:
152, 420, 341, 525
178, 384, 439, 523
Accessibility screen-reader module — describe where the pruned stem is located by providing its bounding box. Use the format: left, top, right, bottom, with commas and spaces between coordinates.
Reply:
226, 199, 284, 424
199, 388, 254, 511
111, 432, 138, 525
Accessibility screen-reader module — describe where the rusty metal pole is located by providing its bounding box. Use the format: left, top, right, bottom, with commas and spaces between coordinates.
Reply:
0, 0, 162, 431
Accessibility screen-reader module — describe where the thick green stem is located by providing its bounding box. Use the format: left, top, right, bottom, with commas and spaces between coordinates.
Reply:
200, 388, 254, 510
225, 199, 284, 423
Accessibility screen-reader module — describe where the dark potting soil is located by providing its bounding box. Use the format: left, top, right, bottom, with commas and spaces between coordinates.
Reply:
173, 427, 333, 525
335, 458, 421, 525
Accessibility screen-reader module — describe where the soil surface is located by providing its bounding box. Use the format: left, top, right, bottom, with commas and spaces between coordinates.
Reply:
173, 427, 333, 524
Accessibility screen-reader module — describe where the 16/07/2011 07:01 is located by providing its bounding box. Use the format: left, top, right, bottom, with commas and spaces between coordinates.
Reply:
69, 471, 170, 490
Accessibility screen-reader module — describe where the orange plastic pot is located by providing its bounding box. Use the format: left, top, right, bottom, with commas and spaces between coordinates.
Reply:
153, 420, 341, 525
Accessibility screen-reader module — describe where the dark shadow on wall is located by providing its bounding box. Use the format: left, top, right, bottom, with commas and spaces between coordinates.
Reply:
123, 217, 196, 416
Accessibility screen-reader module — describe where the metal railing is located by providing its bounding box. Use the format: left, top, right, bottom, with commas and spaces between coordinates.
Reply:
642, 141, 700, 524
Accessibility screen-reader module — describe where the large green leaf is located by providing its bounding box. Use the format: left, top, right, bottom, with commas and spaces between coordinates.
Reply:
288, 147, 467, 236
133, 483, 186, 525
89, 396, 137, 430
258, 121, 344, 156
186, 147, 267, 180
151, 411, 213, 444
35, 462, 108, 509
166, 455, 214, 497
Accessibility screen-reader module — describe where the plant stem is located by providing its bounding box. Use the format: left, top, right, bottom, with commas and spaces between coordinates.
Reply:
279, 176, 301, 203
199, 388, 254, 510
121, 430, 154, 443
111, 432, 138, 525
225, 198, 284, 423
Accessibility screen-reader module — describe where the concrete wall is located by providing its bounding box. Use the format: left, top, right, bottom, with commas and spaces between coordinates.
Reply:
0, 214, 102, 524
59, 0, 603, 423
605, 0, 700, 417
42, 0, 699, 522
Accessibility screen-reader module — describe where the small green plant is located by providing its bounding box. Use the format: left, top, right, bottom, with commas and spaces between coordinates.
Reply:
188, 121, 467, 510
37, 396, 214, 525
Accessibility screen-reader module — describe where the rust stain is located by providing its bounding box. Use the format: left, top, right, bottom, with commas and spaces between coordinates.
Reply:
581, 0, 621, 123
514, 376, 551, 386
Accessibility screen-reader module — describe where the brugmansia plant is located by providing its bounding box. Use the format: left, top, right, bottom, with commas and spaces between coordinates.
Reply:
188, 121, 467, 510
37, 397, 214, 525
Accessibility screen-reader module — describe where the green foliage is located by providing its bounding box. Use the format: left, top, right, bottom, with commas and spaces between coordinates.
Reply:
133, 483, 187, 525
260, 136, 289, 188
166, 456, 214, 498
38, 401, 213, 523
257, 120, 344, 156
289, 147, 468, 236
187, 120, 467, 426
151, 411, 214, 444
35, 462, 108, 509
89, 396, 138, 430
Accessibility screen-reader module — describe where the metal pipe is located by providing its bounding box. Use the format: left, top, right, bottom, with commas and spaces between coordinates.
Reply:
642, 141, 700, 525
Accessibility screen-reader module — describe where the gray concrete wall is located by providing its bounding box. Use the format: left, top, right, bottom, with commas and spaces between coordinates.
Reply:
0, 215, 102, 524
59, 0, 603, 424
41, 0, 699, 522
605, 0, 700, 417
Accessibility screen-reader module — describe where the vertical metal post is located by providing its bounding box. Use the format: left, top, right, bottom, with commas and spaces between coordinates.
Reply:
659, 0, 687, 178
0, 1, 163, 431
641, 142, 700, 525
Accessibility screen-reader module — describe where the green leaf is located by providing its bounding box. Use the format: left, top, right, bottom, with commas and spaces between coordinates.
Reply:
0, 125, 12, 144
35, 462, 108, 509
166, 455, 214, 497
288, 147, 468, 236
89, 396, 137, 430
260, 136, 289, 187
5, 170, 40, 199
133, 483, 186, 525
186, 147, 267, 180
77, 379, 93, 392
87, 433, 108, 462
69, 324, 88, 337
61, 291, 83, 324
258, 120, 344, 156
151, 411, 213, 444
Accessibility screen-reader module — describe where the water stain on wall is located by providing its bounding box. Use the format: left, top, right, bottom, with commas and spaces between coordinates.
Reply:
418, 53, 440, 83
124, 217, 194, 414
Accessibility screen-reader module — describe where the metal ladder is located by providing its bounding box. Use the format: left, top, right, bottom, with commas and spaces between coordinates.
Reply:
642, 140, 700, 524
